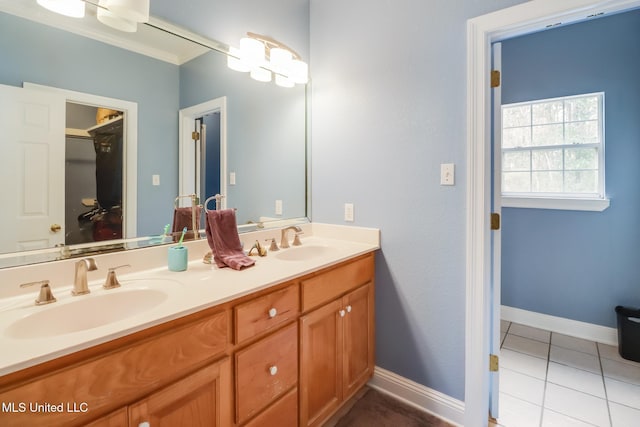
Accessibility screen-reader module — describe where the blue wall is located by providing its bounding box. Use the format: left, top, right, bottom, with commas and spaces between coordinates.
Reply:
179, 51, 306, 223
310, 0, 527, 401
501, 10, 640, 327
0, 12, 180, 237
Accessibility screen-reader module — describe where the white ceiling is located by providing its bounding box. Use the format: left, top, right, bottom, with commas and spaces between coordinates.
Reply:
0, 0, 211, 65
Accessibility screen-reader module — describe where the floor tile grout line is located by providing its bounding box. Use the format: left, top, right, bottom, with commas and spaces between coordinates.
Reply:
500, 322, 640, 426
539, 331, 552, 427
596, 341, 614, 427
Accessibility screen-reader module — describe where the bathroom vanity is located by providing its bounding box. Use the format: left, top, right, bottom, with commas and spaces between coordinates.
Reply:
0, 224, 379, 427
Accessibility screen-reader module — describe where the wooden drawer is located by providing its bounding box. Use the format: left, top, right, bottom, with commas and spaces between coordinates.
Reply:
243, 387, 298, 427
301, 254, 374, 312
235, 284, 299, 344
235, 323, 298, 424
0, 310, 229, 427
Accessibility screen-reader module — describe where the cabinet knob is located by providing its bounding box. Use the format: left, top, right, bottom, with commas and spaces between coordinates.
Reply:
269, 365, 278, 376
346, 305, 352, 313
268, 307, 277, 318
339, 309, 346, 317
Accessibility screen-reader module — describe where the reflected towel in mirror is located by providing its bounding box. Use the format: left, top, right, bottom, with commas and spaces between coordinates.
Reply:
172, 207, 201, 242
205, 209, 255, 270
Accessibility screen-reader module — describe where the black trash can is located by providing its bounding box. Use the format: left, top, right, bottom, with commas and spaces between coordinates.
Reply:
615, 306, 640, 363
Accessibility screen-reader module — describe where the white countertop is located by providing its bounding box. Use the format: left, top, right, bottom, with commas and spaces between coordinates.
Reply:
0, 223, 379, 376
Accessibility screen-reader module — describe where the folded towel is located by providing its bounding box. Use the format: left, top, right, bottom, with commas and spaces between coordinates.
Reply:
205, 209, 255, 270
172, 207, 201, 242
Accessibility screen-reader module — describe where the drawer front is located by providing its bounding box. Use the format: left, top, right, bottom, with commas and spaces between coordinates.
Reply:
301, 254, 374, 312
235, 323, 298, 424
243, 387, 298, 427
235, 284, 299, 344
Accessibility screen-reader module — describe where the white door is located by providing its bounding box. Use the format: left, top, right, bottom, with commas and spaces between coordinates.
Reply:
489, 42, 503, 420
0, 84, 65, 252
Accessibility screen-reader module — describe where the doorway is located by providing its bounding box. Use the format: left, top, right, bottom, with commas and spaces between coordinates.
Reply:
465, 1, 640, 426
66, 102, 124, 245
178, 97, 227, 212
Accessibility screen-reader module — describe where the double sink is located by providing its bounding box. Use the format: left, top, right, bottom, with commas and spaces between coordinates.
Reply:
2, 242, 336, 340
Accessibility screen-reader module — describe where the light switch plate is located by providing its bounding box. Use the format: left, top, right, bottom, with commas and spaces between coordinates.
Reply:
441, 163, 455, 185
344, 203, 354, 222
152, 174, 160, 186
230, 172, 236, 185
275, 199, 283, 215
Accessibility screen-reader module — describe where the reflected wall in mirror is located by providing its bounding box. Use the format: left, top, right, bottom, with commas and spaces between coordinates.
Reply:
0, 1, 308, 268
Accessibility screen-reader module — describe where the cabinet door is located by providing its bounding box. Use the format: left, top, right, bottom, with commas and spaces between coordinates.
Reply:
129, 358, 231, 427
299, 299, 343, 427
342, 283, 375, 400
84, 408, 128, 427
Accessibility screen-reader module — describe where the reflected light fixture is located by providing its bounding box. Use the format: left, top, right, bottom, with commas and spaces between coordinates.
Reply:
37, 0, 85, 18
106, 0, 150, 24
97, 0, 137, 32
37, 0, 150, 33
227, 32, 309, 87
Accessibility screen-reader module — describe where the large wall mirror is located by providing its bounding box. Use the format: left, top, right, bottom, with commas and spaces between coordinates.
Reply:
0, 0, 308, 268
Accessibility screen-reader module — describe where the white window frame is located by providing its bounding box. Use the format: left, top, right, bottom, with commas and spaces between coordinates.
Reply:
501, 92, 609, 212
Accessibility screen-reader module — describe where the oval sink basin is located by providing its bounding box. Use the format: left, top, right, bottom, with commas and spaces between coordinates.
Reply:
5, 288, 169, 339
275, 245, 334, 261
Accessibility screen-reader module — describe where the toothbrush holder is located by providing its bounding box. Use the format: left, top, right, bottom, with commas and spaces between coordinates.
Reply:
168, 246, 188, 272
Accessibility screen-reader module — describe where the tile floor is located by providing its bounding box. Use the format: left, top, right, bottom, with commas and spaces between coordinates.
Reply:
494, 321, 640, 427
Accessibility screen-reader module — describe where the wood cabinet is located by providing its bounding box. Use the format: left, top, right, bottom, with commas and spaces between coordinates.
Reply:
0, 252, 375, 427
129, 358, 231, 427
299, 255, 375, 427
232, 282, 300, 426
235, 323, 298, 424
0, 308, 230, 427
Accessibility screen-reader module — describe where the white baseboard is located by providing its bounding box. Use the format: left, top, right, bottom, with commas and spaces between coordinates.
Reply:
501, 305, 618, 346
368, 366, 464, 427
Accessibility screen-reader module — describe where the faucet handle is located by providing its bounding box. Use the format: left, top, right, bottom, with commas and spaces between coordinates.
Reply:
103, 264, 131, 290
265, 238, 279, 252
292, 231, 304, 246
20, 280, 57, 305
248, 240, 267, 257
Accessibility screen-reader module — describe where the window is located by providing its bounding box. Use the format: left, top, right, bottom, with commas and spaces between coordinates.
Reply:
500, 92, 609, 211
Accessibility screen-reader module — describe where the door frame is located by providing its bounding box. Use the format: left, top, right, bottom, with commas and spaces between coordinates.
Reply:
178, 97, 228, 210
464, 0, 640, 425
23, 82, 138, 239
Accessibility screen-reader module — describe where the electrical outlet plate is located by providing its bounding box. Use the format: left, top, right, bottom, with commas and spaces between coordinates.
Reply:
275, 199, 283, 215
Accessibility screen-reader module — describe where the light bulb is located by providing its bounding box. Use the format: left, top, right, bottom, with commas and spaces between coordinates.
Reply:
250, 67, 272, 83
290, 59, 309, 84
106, 0, 150, 23
275, 74, 295, 88
227, 47, 250, 72
240, 37, 265, 68
37, 0, 85, 18
270, 48, 293, 76
97, 0, 137, 32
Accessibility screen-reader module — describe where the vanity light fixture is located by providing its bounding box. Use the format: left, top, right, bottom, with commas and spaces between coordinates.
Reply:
105, 0, 150, 24
38, 0, 150, 33
37, 0, 86, 18
97, 0, 137, 33
227, 32, 309, 87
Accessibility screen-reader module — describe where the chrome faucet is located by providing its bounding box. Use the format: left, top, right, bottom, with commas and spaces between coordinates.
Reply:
280, 226, 303, 249
73, 258, 97, 296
